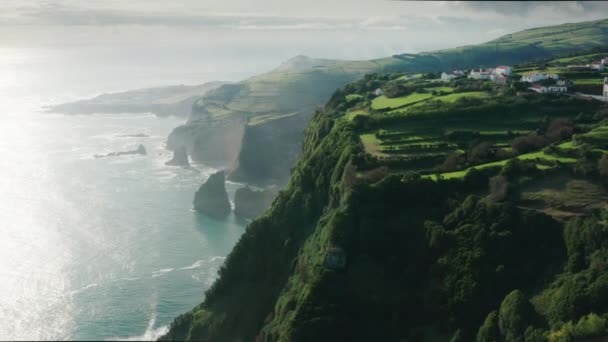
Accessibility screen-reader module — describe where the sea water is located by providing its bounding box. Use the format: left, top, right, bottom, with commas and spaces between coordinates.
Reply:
0, 47, 260, 340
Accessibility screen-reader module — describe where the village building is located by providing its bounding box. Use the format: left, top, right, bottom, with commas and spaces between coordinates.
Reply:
521, 72, 559, 83
529, 83, 567, 93
547, 85, 568, 92
557, 79, 573, 87
468, 68, 494, 80
494, 66, 513, 76
373, 88, 384, 96
521, 72, 545, 83
441, 72, 458, 81
591, 62, 605, 72
494, 75, 510, 86
528, 84, 548, 93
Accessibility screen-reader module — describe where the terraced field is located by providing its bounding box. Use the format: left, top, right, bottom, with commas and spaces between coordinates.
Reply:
344, 73, 604, 183
371, 93, 434, 110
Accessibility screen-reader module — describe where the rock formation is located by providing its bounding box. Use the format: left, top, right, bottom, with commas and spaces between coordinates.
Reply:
165, 145, 190, 167
193, 171, 231, 218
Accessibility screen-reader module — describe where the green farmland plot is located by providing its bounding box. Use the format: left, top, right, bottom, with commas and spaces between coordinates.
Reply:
371, 93, 434, 110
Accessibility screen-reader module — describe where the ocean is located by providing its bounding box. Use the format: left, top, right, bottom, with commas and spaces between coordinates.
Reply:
0, 47, 269, 340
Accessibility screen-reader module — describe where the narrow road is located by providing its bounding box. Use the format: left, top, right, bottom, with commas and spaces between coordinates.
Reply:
573, 92, 608, 102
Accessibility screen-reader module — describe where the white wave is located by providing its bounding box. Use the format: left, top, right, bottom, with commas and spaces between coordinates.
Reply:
108, 312, 168, 341
179, 259, 204, 270
120, 277, 140, 282
69, 283, 98, 296
151, 268, 174, 278
210, 256, 226, 263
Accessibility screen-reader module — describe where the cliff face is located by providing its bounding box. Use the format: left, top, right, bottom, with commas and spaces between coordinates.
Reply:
165, 145, 190, 167
233, 187, 278, 219
167, 118, 245, 168
193, 171, 231, 218
229, 112, 311, 186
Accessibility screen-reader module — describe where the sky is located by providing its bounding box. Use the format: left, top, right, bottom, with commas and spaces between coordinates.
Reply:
2, 1, 608, 57
1, 1, 608, 93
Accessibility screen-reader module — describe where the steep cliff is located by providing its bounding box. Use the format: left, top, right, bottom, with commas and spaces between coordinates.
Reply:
229, 112, 310, 186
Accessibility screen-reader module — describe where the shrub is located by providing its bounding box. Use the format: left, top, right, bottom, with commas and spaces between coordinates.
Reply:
498, 290, 536, 342
476, 311, 500, 342
440, 153, 466, 171
546, 119, 574, 142
512, 133, 549, 154
489, 175, 509, 202
598, 155, 608, 177
469, 141, 493, 164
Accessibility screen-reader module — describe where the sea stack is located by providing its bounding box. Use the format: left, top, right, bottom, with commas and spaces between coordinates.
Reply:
233, 186, 278, 219
136, 144, 147, 155
193, 171, 231, 218
165, 145, 190, 167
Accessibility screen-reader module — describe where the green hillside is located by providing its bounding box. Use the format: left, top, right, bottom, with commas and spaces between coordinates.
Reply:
161, 47, 608, 341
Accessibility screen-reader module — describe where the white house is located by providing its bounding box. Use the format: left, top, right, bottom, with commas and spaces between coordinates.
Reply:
528, 84, 548, 93
602, 57, 608, 65
494, 66, 513, 76
373, 88, 384, 96
591, 63, 606, 72
521, 72, 545, 83
529, 83, 567, 93
547, 85, 568, 92
603, 77, 608, 98
468, 68, 493, 80
441, 72, 458, 81
521, 72, 559, 83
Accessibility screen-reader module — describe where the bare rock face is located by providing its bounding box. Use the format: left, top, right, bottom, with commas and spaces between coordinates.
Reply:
166, 146, 190, 167
193, 171, 231, 218
233, 186, 278, 219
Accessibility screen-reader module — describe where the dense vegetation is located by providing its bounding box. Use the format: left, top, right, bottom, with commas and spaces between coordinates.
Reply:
162, 20, 608, 342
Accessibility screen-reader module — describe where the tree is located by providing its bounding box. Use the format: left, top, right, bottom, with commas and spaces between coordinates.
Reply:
512, 133, 548, 154
440, 153, 466, 171
469, 141, 493, 164
498, 290, 536, 342
476, 311, 500, 342
546, 118, 574, 142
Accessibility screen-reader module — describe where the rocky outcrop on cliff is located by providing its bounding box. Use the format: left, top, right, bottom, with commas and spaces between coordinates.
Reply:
233, 186, 278, 219
165, 146, 190, 167
193, 171, 231, 218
